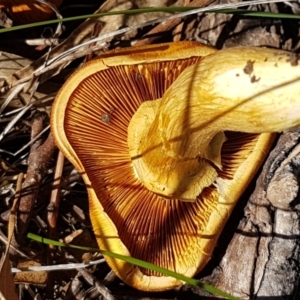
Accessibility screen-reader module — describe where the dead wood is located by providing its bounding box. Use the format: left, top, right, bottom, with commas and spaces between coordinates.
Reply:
14, 111, 56, 247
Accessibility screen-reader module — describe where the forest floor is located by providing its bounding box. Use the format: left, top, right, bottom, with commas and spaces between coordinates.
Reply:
0, 0, 300, 299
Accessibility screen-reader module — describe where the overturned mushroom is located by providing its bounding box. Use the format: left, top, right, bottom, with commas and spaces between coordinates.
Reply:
129, 47, 300, 201
51, 41, 300, 291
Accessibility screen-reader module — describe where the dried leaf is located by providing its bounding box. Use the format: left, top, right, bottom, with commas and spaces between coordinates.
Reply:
0, 52, 55, 112
0, 253, 18, 300
0, 52, 32, 78
0, 0, 184, 91
0, 174, 23, 300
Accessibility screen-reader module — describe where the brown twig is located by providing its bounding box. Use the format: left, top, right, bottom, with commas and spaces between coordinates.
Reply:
45, 150, 64, 298
14, 111, 56, 246
135, 0, 214, 46
47, 150, 64, 241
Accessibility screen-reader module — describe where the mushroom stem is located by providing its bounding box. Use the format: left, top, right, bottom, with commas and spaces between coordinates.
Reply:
128, 47, 300, 201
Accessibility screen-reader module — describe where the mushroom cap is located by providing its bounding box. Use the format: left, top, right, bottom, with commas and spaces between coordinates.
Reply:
51, 41, 275, 291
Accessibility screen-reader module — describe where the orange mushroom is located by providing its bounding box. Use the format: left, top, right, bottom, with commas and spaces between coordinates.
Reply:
51, 41, 300, 291
0, 0, 62, 24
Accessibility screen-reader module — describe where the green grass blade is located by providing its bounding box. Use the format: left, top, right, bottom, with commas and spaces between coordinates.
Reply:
0, 7, 193, 34
27, 233, 240, 300
1, 7, 300, 34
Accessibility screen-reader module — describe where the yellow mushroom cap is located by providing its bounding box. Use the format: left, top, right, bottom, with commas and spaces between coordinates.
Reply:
51, 42, 282, 291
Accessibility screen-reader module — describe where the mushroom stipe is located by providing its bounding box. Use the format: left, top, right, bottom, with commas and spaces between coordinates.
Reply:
51, 41, 300, 291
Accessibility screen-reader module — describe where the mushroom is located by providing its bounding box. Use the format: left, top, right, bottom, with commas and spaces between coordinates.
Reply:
129, 47, 300, 201
51, 41, 300, 291
0, 0, 62, 24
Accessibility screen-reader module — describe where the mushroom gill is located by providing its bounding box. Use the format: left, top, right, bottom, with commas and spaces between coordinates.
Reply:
51, 42, 283, 291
